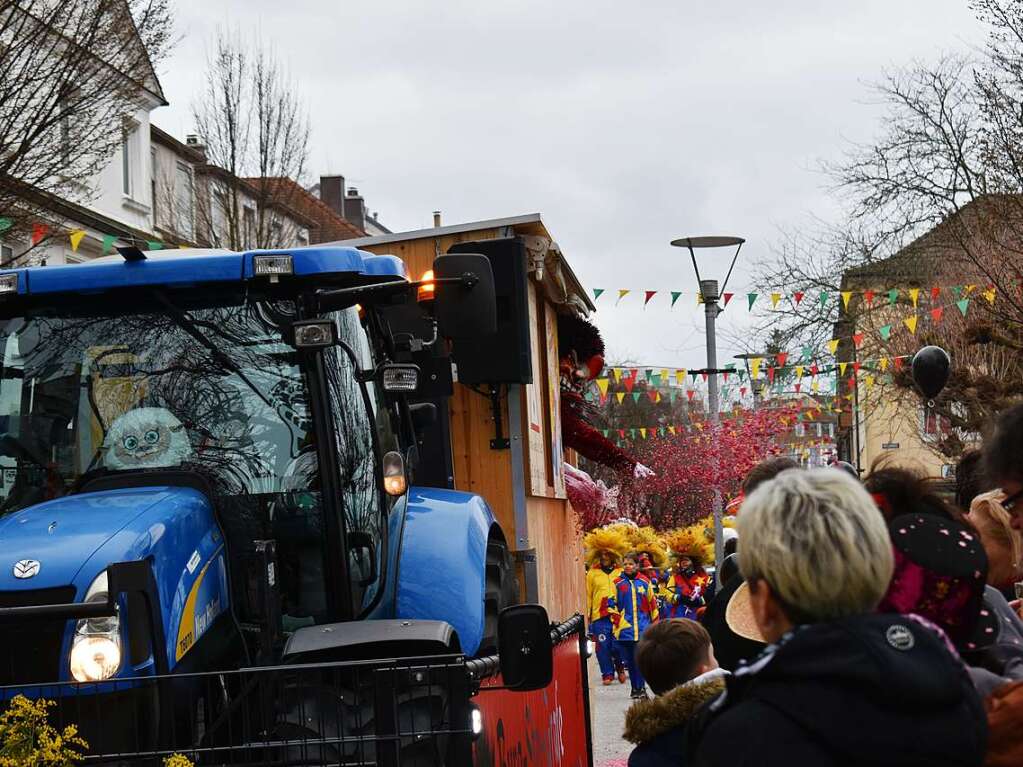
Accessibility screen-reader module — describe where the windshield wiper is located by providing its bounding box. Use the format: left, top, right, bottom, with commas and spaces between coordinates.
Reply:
150, 290, 275, 411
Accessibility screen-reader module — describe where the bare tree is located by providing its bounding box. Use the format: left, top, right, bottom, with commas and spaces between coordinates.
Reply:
0, 0, 173, 261
192, 28, 311, 250
751, 0, 1023, 455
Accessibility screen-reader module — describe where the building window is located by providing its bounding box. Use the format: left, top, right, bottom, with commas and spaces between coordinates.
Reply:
121, 132, 132, 195
920, 407, 951, 441
176, 162, 193, 239
0, 244, 12, 267
243, 206, 255, 247
150, 149, 158, 225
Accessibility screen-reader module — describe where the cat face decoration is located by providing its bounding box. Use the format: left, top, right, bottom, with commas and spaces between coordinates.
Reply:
102, 407, 193, 471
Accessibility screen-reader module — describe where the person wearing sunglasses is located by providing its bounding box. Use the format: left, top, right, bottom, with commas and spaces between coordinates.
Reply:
983, 403, 1023, 532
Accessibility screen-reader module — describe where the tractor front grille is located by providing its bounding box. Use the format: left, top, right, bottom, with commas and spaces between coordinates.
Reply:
0, 587, 76, 684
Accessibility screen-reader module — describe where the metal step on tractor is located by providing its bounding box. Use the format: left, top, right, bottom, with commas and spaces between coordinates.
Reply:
0, 245, 592, 765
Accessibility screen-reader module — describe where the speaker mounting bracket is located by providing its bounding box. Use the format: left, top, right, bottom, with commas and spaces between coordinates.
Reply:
488, 384, 510, 450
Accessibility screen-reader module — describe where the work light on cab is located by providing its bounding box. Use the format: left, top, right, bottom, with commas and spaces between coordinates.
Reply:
0, 274, 17, 295
253, 254, 294, 283
417, 269, 436, 303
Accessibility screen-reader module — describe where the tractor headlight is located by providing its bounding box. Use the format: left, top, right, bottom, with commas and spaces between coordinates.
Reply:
70, 572, 122, 682
469, 703, 484, 740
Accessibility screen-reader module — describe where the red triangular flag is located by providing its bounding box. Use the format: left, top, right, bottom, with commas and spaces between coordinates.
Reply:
847, 377, 857, 392
687, 390, 696, 401
618, 429, 626, 438
701, 372, 708, 382
31, 222, 48, 246
623, 376, 635, 392
810, 363, 819, 377
740, 387, 747, 396
853, 361, 861, 374
644, 290, 657, 307
931, 286, 941, 302
777, 352, 789, 366
852, 333, 864, 349
768, 367, 776, 383
723, 293, 734, 307
931, 307, 944, 324
894, 357, 905, 371
795, 383, 802, 393
793, 292, 804, 305
864, 290, 875, 306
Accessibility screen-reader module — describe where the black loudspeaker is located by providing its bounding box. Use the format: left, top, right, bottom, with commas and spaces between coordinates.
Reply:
446, 237, 533, 385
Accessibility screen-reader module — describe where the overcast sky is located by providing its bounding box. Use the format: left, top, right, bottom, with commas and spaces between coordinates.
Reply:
153, 0, 986, 373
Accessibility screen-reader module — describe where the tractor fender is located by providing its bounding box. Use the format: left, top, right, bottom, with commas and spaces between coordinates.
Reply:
393, 487, 497, 656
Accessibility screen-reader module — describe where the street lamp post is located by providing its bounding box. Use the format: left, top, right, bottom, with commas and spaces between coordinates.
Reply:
670, 236, 745, 574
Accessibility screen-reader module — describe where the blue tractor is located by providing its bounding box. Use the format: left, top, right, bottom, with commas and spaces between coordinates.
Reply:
0, 246, 585, 765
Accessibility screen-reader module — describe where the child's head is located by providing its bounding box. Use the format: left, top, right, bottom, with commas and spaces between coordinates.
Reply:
636, 619, 716, 696
622, 553, 638, 575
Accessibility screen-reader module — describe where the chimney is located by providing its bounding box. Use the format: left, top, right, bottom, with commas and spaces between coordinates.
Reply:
344, 187, 366, 232
433, 211, 442, 227
185, 134, 206, 161
319, 175, 345, 217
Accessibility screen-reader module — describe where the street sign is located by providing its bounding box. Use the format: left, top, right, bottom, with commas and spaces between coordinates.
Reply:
882, 442, 900, 449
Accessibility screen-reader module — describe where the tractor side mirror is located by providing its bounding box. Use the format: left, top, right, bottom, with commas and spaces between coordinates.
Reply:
497, 604, 553, 692
432, 254, 496, 340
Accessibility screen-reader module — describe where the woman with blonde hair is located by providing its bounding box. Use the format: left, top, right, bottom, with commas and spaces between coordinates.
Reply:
969, 491, 1023, 600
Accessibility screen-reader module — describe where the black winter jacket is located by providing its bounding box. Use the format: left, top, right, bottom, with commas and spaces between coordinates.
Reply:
684, 613, 987, 767
624, 670, 727, 767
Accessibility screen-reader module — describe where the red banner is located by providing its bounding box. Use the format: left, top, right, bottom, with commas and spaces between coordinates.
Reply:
472, 630, 591, 767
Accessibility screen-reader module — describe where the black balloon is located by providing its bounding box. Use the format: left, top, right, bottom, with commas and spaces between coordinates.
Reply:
911, 346, 951, 400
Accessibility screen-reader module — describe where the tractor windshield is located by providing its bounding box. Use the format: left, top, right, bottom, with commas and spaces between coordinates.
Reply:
0, 292, 352, 623
0, 295, 311, 503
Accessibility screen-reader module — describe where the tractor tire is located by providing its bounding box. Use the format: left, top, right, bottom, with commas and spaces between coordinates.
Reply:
478, 536, 519, 656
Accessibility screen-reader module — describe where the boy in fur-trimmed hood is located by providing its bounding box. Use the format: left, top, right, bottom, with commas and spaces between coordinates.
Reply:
623, 619, 727, 767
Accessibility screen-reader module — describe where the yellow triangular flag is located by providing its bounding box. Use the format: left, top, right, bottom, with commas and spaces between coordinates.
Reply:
616, 289, 630, 304
668, 426, 677, 435
771, 293, 782, 308
616, 392, 625, 403
795, 365, 804, 379
751, 358, 762, 379
828, 339, 840, 355
904, 315, 918, 334
909, 288, 920, 308
839, 362, 848, 376
596, 378, 610, 395
640, 428, 647, 439
696, 293, 703, 305
811, 379, 820, 393
841, 291, 852, 309
985, 287, 997, 305
879, 357, 889, 372
865, 375, 875, 389
69, 229, 86, 252
675, 370, 684, 386
661, 368, 670, 382
966, 284, 977, 295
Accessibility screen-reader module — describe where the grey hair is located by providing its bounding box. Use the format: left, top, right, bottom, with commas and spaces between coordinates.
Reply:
738, 468, 893, 623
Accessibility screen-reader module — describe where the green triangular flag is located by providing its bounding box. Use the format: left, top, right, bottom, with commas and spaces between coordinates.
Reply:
644, 369, 653, 382
879, 325, 892, 341
146, 241, 163, 251
602, 429, 609, 437
630, 429, 637, 439
888, 289, 898, 305
593, 288, 605, 300
747, 293, 758, 310
651, 373, 662, 387
670, 291, 682, 308
101, 234, 117, 254
690, 371, 699, 381
952, 286, 963, 299
819, 291, 829, 308
956, 298, 970, 317
738, 371, 746, 382
801, 345, 814, 362
0, 218, 11, 233
632, 392, 641, 403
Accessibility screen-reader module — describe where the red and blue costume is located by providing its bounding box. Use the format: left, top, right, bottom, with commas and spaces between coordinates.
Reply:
611, 571, 659, 695
665, 566, 711, 620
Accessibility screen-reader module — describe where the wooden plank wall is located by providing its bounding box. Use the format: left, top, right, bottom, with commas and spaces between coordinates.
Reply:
361, 227, 585, 619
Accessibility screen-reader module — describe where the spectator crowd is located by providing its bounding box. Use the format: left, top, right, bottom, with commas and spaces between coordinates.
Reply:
585, 403, 1023, 767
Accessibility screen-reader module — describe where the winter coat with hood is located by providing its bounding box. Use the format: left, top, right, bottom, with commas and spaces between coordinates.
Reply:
623, 669, 727, 767
684, 613, 987, 767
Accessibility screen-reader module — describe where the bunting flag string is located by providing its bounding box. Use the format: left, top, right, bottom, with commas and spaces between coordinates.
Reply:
586, 281, 1003, 312
0, 214, 188, 258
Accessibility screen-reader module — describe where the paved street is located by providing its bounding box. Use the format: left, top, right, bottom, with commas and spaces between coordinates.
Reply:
588, 657, 633, 767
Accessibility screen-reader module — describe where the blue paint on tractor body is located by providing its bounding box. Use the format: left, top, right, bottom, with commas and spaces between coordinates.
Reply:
2, 246, 406, 295
390, 487, 496, 656
0, 486, 223, 681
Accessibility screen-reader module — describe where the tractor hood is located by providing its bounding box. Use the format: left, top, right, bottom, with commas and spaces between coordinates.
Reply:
0, 486, 211, 592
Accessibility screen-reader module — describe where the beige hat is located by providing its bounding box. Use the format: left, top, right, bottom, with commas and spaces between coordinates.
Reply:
725, 581, 767, 643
